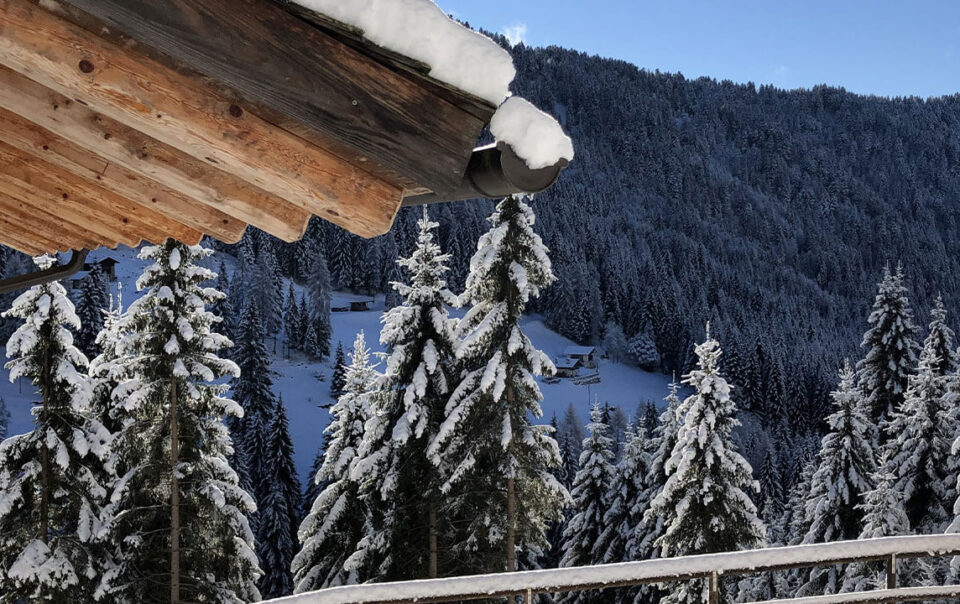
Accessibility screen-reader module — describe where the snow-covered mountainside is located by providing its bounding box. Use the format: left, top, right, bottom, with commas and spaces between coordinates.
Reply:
0, 245, 672, 483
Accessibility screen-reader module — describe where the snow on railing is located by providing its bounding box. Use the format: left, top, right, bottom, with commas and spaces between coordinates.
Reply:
263, 535, 960, 604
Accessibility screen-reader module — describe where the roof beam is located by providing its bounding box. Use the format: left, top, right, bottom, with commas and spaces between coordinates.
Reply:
0, 140, 203, 246
0, 0, 403, 237
0, 106, 246, 243
0, 66, 306, 242
0, 222, 50, 256
0, 191, 103, 251
46, 0, 493, 194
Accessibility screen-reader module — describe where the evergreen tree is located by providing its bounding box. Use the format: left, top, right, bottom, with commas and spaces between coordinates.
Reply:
294, 331, 378, 591
758, 446, 786, 514
799, 362, 876, 597
105, 240, 260, 602
0, 257, 111, 602
559, 405, 616, 591
626, 380, 682, 562
307, 253, 332, 359
596, 426, 650, 565
73, 263, 109, 359
646, 330, 764, 604
350, 210, 459, 581
232, 302, 276, 508
882, 328, 955, 533
330, 341, 347, 397
924, 295, 956, 376
283, 282, 302, 351
428, 196, 568, 574
256, 397, 301, 599
856, 265, 919, 434
0, 395, 7, 440
841, 453, 913, 593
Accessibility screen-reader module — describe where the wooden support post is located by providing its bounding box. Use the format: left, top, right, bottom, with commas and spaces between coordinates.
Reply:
525, 588, 534, 604
886, 553, 897, 589
708, 572, 719, 604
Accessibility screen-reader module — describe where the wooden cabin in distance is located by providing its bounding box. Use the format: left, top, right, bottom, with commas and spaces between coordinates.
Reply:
0, 0, 571, 291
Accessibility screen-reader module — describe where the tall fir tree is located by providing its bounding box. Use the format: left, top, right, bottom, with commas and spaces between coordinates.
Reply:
88, 284, 127, 435
799, 362, 877, 597
924, 295, 957, 376
232, 302, 277, 511
283, 282, 302, 352
307, 252, 333, 359
350, 210, 459, 580
626, 380, 682, 562
428, 196, 568, 574
646, 330, 764, 604
856, 265, 919, 435
73, 263, 109, 359
0, 257, 112, 601
105, 240, 260, 602
294, 331, 378, 592
558, 405, 616, 599
256, 397, 301, 599
881, 325, 955, 534
841, 452, 913, 593
330, 341, 347, 396
596, 426, 650, 565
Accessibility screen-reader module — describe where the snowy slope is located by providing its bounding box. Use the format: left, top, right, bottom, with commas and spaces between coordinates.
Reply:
0, 246, 673, 485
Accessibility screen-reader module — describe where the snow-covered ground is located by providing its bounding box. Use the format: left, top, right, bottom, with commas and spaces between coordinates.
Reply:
0, 245, 673, 485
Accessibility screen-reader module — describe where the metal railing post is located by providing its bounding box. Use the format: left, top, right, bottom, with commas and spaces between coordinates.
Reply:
708, 571, 719, 604
886, 553, 897, 589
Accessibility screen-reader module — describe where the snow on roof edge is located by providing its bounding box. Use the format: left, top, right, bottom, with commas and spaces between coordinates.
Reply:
293, 0, 515, 105
491, 96, 575, 170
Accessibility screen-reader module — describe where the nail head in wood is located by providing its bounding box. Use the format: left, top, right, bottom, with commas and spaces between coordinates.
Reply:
228, 104, 243, 118
78, 59, 95, 73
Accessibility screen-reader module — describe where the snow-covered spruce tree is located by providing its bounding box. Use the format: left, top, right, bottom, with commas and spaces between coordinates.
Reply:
105, 240, 260, 603
428, 196, 568, 574
596, 426, 650, 565
73, 263, 109, 359
306, 251, 332, 360
350, 210, 459, 581
232, 301, 277, 515
924, 295, 956, 376
330, 341, 347, 396
256, 397, 301, 599
283, 282, 301, 352
294, 331, 378, 592
0, 395, 7, 440
646, 331, 764, 604
881, 328, 954, 534
841, 453, 913, 594
798, 362, 877, 597
758, 445, 786, 515
558, 405, 616, 595
0, 255, 112, 602
625, 380, 682, 563
856, 265, 919, 435
88, 285, 127, 437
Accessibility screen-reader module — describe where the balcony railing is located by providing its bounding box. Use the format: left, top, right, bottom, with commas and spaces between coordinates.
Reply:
265, 534, 960, 604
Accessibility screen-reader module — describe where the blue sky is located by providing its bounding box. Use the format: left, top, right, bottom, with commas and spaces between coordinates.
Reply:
439, 0, 960, 99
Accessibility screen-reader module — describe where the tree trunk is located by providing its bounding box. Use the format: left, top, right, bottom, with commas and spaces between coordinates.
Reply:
506, 476, 516, 572
428, 503, 438, 578
170, 377, 181, 604
39, 347, 49, 544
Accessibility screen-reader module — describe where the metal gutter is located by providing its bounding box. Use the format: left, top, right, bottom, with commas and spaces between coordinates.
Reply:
0, 249, 89, 295
402, 142, 569, 207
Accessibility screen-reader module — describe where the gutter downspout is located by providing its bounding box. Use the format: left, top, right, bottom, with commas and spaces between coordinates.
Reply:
402, 142, 568, 207
0, 249, 89, 295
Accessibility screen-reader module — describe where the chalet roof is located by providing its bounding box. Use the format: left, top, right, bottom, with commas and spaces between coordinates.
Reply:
554, 357, 581, 370
564, 346, 597, 357
0, 0, 572, 258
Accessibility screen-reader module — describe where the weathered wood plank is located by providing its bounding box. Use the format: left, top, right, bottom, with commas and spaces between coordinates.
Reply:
0, 190, 103, 250
0, 66, 307, 242
0, 0, 403, 237
0, 139, 204, 246
45, 0, 492, 194
0, 221, 50, 256
0, 105, 246, 243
